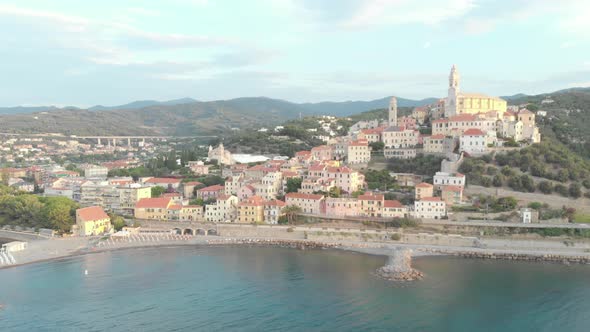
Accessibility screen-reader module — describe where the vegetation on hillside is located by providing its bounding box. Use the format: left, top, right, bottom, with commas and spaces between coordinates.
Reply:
459, 141, 590, 198
510, 88, 590, 159
0, 185, 79, 232
387, 154, 443, 176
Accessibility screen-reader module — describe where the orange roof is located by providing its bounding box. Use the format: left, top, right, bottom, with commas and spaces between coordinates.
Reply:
197, 184, 224, 192
429, 134, 445, 139
281, 171, 299, 177
168, 204, 182, 210
184, 181, 203, 186
349, 140, 368, 147
77, 206, 109, 222
463, 128, 485, 136
238, 195, 265, 207
285, 192, 324, 200
265, 199, 286, 207
416, 182, 433, 188
360, 127, 384, 135
326, 166, 352, 173
296, 151, 312, 157
136, 197, 172, 209
217, 194, 235, 200
145, 177, 181, 184
309, 164, 326, 171
384, 200, 403, 208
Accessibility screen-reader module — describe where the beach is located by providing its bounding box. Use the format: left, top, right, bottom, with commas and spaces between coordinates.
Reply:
3, 230, 590, 271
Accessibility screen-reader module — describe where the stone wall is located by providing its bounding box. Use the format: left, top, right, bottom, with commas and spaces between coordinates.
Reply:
217, 224, 305, 239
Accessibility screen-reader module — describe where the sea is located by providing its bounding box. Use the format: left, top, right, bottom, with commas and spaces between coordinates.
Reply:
1, 246, 589, 331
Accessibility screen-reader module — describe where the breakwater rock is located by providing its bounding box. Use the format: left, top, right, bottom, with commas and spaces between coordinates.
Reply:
206, 238, 340, 250
419, 248, 590, 265
376, 249, 424, 281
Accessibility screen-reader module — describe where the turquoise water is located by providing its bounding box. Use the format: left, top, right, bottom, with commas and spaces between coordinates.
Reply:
1, 246, 590, 331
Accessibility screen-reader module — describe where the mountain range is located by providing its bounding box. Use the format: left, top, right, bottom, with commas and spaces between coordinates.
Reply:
0, 96, 436, 116
0, 87, 587, 136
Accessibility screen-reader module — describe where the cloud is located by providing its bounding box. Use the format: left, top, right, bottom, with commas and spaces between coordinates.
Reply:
0, 3, 276, 81
344, 0, 476, 28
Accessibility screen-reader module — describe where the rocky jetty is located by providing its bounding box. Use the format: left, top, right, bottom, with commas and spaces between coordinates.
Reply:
206, 238, 340, 250
376, 249, 424, 281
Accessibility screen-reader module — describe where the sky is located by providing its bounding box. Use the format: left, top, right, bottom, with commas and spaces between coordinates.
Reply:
0, 0, 589, 107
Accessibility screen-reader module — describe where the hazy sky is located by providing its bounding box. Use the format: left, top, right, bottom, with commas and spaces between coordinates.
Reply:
1, 0, 589, 106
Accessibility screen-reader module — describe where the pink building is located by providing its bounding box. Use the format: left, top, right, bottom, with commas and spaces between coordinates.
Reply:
196, 184, 225, 200
325, 197, 360, 217
397, 116, 417, 130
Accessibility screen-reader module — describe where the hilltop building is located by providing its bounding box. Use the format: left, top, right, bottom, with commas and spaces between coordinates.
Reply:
388, 97, 398, 127
208, 143, 234, 165
445, 65, 507, 118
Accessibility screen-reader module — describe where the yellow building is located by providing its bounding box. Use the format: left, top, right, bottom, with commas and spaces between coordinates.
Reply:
445, 65, 507, 118
237, 196, 265, 224
134, 197, 173, 220
76, 206, 112, 236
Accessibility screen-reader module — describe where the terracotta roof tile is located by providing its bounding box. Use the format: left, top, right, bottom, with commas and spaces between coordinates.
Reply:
77, 206, 109, 222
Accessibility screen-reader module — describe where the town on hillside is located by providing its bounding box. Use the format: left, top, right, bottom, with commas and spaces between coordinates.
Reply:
4, 65, 588, 239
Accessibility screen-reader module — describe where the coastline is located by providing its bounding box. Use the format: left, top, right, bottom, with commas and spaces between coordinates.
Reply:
3, 235, 590, 271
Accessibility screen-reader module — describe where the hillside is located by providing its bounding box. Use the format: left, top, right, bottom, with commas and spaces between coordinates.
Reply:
0, 96, 433, 136
509, 87, 590, 159
0, 87, 588, 138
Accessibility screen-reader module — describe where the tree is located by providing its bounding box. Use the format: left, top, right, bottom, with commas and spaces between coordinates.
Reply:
328, 186, 342, 198
554, 184, 569, 197
569, 183, 582, 198
286, 178, 302, 193
41, 197, 78, 232
538, 181, 553, 194
110, 214, 126, 231
151, 186, 166, 198
492, 175, 503, 187
528, 202, 543, 210
282, 205, 302, 224
369, 141, 385, 152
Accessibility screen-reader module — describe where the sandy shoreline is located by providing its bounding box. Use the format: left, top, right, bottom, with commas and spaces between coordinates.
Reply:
2, 235, 590, 271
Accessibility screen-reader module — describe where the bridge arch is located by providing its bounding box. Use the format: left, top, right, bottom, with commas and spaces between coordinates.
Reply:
172, 228, 182, 235
196, 229, 206, 236
207, 229, 218, 236
183, 228, 194, 235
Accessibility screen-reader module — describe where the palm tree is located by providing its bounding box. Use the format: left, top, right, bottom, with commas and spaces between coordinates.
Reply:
282, 205, 302, 224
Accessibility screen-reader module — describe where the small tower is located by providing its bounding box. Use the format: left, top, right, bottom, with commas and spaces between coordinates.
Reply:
445, 65, 460, 117
388, 96, 398, 127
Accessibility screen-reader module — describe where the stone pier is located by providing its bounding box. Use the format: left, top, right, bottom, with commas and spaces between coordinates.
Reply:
376, 248, 424, 281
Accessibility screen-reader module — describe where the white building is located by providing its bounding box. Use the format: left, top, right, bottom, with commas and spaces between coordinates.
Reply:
414, 197, 446, 219
460, 128, 488, 155
204, 195, 238, 222
84, 165, 109, 178
433, 172, 466, 189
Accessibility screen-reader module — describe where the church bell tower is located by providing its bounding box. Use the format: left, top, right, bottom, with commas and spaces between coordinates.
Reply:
388, 96, 398, 127
446, 65, 460, 117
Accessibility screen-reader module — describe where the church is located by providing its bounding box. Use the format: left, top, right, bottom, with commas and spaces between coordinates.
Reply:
444, 65, 507, 118
208, 143, 234, 165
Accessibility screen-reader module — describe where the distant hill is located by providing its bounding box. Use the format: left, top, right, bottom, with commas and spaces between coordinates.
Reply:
0, 96, 436, 136
0, 87, 588, 137
88, 98, 199, 111
297, 96, 438, 116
